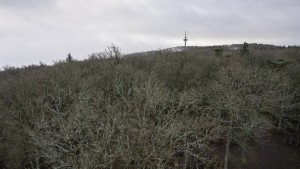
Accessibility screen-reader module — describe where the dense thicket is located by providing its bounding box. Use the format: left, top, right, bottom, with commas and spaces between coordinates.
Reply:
0, 45, 299, 168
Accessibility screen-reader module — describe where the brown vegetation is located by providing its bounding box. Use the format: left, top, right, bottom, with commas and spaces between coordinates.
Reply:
0, 44, 299, 169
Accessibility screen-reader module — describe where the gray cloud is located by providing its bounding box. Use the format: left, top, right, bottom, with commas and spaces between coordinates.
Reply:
0, 0, 54, 9
0, 0, 299, 67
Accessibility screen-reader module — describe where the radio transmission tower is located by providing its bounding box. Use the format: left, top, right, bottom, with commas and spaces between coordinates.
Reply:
183, 31, 188, 47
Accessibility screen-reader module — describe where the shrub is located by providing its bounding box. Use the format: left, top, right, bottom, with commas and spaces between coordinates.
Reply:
214, 48, 223, 57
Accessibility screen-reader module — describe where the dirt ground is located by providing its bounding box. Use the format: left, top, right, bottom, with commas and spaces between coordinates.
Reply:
232, 129, 300, 169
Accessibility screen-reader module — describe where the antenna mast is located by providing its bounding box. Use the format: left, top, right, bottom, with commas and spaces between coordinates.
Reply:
183, 31, 188, 47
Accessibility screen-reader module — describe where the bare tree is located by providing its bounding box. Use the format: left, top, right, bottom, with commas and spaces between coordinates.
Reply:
103, 44, 123, 65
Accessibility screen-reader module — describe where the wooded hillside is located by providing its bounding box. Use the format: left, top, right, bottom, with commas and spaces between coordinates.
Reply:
0, 44, 299, 169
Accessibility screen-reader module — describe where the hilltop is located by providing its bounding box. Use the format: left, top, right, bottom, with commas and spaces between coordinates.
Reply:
0, 43, 299, 169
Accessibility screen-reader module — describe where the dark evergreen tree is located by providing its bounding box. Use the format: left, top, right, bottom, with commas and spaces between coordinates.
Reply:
241, 42, 250, 56
66, 53, 73, 62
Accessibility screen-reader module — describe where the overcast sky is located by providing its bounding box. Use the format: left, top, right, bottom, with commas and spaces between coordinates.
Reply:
0, 0, 299, 67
